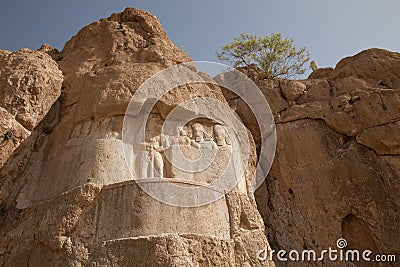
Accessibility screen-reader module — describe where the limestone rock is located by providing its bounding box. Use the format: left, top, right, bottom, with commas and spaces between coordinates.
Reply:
0, 7, 274, 267
237, 64, 261, 80
332, 48, 400, 88
357, 121, 400, 155
12, 7, 228, 207
37, 44, 61, 60
308, 67, 333, 79
0, 107, 29, 167
309, 48, 400, 89
246, 48, 400, 267
261, 119, 400, 267
5, 7, 399, 267
0, 49, 62, 131
0, 49, 62, 168
279, 79, 306, 104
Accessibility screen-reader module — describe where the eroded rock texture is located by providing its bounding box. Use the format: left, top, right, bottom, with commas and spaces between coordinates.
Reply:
247, 48, 400, 267
0, 8, 274, 267
0, 49, 62, 168
1, 6, 399, 267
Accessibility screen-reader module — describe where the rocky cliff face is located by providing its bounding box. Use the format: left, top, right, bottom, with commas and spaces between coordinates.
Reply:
247, 48, 400, 267
0, 7, 399, 267
0, 8, 274, 267
0, 49, 62, 168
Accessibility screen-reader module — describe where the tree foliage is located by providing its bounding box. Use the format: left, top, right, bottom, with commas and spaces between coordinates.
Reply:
216, 33, 311, 79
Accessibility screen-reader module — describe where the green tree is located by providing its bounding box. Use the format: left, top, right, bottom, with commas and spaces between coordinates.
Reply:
216, 33, 311, 79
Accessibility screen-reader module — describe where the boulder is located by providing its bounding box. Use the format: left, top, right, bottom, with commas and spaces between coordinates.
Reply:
0, 48, 62, 167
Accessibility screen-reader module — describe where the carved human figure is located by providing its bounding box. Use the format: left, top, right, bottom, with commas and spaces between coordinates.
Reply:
213, 125, 232, 147
149, 136, 169, 178
178, 127, 191, 146
138, 142, 152, 178
190, 123, 217, 149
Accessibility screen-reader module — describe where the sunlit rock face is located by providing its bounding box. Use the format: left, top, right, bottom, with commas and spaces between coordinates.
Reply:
244, 48, 400, 267
0, 7, 275, 267
0, 49, 63, 168
3, 5, 399, 267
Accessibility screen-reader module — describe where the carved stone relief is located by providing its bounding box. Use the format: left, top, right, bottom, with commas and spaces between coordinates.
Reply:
133, 119, 234, 184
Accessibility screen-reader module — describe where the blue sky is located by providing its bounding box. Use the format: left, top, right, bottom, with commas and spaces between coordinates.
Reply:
1, 0, 399, 77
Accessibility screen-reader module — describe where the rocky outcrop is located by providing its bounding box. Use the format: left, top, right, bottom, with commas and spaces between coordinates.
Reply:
1, 6, 399, 267
247, 48, 400, 267
37, 44, 61, 60
0, 8, 274, 267
0, 49, 62, 168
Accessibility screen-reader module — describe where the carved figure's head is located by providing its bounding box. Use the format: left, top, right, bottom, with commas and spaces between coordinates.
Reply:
191, 123, 205, 143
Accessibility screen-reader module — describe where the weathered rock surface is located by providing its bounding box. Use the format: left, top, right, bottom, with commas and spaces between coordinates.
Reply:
37, 44, 61, 60
331, 48, 400, 88
308, 67, 333, 79
0, 7, 274, 267
308, 48, 400, 88
0, 107, 29, 168
246, 48, 400, 267
0, 49, 62, 168
2, 6, 399, 267
0, 49, 62, 131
